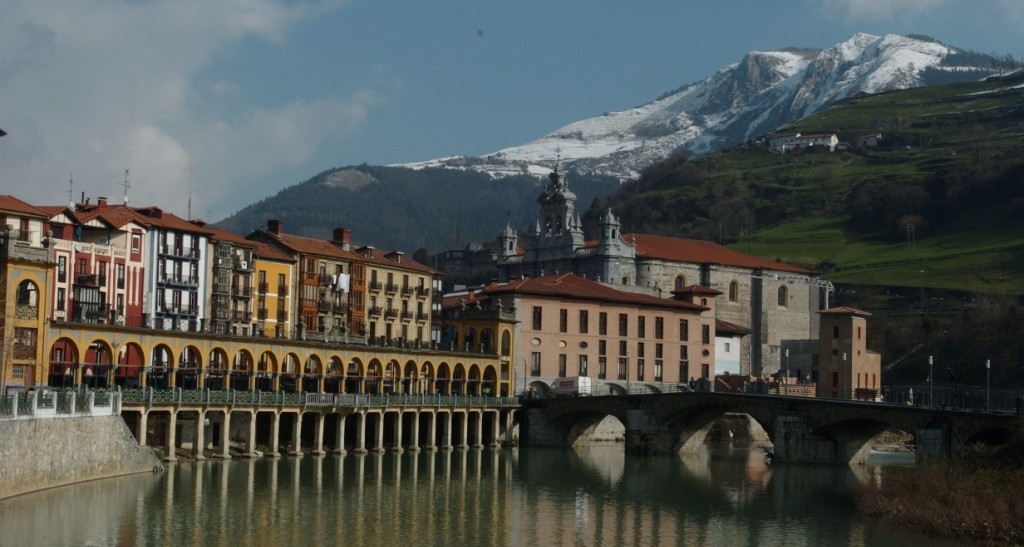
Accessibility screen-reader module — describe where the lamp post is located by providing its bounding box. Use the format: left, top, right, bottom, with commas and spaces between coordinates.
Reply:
784, 348, 790, 397
986, 359, 991, 412
928, 355, 933, 409
626, 349, 631, 395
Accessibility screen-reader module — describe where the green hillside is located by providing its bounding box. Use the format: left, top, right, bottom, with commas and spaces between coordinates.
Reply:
605, 75, 1024, 294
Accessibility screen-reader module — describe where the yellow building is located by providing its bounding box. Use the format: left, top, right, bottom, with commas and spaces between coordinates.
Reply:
252, 242, 295, 339
0, 196, 54, 391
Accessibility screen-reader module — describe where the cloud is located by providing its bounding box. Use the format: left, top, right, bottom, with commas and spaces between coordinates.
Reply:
818, 0, 950, 23
0, 0, 368, 219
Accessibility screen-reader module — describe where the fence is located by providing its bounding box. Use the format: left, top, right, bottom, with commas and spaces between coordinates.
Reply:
0, 388, 121, 420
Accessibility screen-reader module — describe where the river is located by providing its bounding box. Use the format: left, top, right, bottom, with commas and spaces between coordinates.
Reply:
0, 445, 967, 546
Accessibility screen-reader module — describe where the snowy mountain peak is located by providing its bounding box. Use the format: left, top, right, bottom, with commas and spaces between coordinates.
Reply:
402, 33, 998, 181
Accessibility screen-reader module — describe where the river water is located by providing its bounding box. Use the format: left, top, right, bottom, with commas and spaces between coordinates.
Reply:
0, 445, 966, 547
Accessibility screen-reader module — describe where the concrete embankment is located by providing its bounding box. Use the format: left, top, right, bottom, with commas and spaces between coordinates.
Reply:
0, 415, 159, 500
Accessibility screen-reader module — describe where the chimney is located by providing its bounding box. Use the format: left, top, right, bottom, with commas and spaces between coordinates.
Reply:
268, 219, 282, 236
333, 227, 351, 251
97, 196, 107, 207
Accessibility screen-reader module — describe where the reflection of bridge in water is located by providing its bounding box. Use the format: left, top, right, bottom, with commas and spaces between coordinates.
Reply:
522, 392, 1023, 464
119, 389, 519, 461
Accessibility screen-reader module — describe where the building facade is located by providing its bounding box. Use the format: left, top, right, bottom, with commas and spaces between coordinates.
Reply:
448, 273, 717, 396
816, 306, 881, 400
495, 167, 827, 377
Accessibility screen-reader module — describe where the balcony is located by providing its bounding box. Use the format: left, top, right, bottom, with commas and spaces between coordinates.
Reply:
75, 273, 100, 287
232, 310, 252, 322
401, 285, 414, 296
369, 281, 383, 292
233, 257, 253, 271
333, 303, 348, 314
278, 285, 289, 297
384, 308, 398, 319
318, 300, 331, 312
232, 286, 251, 298
277, 311, 288, 322
385, 283, 399, 294
368, 306, 382, 317
258, 282, 269, 294
416, 312, 429, 322
401, 311, 413, 321
416, 286, 430, 298
257, 309, 268, 320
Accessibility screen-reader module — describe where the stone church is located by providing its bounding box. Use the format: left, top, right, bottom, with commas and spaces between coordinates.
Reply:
495, 167, 831, 376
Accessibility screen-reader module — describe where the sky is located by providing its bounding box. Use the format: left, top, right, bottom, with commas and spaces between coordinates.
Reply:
1, 0, 1022, 222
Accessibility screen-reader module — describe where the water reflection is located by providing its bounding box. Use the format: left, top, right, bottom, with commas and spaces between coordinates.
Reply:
0, 445, 966, 547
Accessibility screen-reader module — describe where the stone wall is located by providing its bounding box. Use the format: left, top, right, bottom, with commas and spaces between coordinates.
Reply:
0, 415, 160, 500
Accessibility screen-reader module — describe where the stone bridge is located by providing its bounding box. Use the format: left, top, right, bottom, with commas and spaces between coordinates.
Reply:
521, 392, 1023, 465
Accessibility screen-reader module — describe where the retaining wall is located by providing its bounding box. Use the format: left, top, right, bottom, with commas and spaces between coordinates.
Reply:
0, 415, 159, 500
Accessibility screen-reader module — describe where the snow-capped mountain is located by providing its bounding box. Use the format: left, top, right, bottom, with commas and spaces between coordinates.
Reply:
404, 33, 998, 180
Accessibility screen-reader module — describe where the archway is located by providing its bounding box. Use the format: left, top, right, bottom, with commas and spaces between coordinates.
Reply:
366, 360, 382, 394
232, 349, 254, 391
302, 355, 322, 392
112, 342, 144, 388
206, 348, 229, 390
176, 345, 202, 390
256, 351, 277, 391
436, 363, 451, 395
467, 364, 481, 396
452, 363, 467, 395
420, 362, 435, 395
346, 359, 364, 393
280, 353, 300, 392
47, 337, 79, 388
150, 344, 173, 389
325, 356, 344, 393
82, 340, 115, 388
402, 361, 418, 394
482, 366, 498, 397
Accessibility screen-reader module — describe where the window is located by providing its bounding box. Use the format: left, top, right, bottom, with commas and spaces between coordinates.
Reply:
532, 306, 543, 330
637, 316, 646, 338
598, 357, 607, 379
833, 325, 840, 339
559, 309, 568, 333
778, 286, 788, 307
857, 326, 862, 340
131, 234, 141, 253
654, 317, 664, 339
598, 340, 606, 355
637, 359, 645, 381
56, 288, 65, 311
724, 342, 731, 352
618, 313, 628, 336
578, 355, 588, 376
57, 256, 66, 283
729, 281, 738, 302
654, 360, 663, 382
558, 354, 567, 377
116, 264, 125, 289
598, 312, 607, 335
702, 324, 711, 344
618, 340, 628, 356
674, 275, 685, 290
679, 319, 689, 341
701, 363, 710, 379
579, 310, 589, 334
531, 352, 541, 376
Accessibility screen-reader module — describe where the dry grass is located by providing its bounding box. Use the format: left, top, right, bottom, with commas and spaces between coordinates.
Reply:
858, 447, 1024, 544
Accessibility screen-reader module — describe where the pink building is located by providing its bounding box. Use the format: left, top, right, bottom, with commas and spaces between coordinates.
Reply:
473, 273, 717, 395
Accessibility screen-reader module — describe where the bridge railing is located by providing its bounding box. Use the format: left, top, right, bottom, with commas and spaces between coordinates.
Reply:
117, 387, 518, 409
0, 388, 121, 421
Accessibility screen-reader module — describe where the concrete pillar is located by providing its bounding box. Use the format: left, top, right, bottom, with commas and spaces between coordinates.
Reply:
220, 411, 232, 459
193, 410, 207, 460
408, 410, 421, 452
457, 411, 470, 449
353, 412, 368, 454
165, 410, 178, 462
488, 411, 500, 448
245, 411, 258, 458
290, 412, 303, 456
391, 411, 404, 453
138, 410, 149, 447
371, 412, 385, 453
333, 413, 348, 454
425, 411, 437, 451
472, 411, 485, 448
268, 411, 282, 458
441, 412, 453, 450
311, 413, 326, 456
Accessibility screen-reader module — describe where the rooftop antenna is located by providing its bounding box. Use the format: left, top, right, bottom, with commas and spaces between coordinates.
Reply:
187, 155, 192, 220
121, 169, 130, 205
68, 174, 75, 208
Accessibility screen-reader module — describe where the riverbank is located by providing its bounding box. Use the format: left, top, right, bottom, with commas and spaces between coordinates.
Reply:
857, 432, 1024, 544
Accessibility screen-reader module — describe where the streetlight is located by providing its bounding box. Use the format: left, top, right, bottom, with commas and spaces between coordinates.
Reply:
986, 359, 991, 412
929, 355, 933, 409
784, 348, 790, 397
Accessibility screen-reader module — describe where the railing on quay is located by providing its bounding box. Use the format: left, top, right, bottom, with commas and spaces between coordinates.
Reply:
0, 387, 122, 421
119, 387, 519, 410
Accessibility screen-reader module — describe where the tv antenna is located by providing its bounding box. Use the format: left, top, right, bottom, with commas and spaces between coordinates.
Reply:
121, 169, 130, 205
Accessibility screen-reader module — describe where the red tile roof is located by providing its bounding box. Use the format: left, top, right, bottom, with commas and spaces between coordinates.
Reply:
0, 195, 50, 218
482, 273, 707, 311
716, 319, 751, 335
254, 242, 294, 262
628, 233, 811, 274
